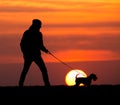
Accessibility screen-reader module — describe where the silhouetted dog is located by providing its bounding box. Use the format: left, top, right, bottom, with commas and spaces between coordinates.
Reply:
74, 73, 98, 87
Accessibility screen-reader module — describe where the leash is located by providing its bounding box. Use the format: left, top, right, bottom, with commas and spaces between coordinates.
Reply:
48, 51, 74, 70
48, 51, 85, 76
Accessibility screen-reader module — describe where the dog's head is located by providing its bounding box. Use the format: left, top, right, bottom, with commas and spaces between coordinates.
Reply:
89, 73, 98, 81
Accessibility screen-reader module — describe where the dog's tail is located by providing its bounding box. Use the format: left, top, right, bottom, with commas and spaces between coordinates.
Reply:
75, 73, 80, 79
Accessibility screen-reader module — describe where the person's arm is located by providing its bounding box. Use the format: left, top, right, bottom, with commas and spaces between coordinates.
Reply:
40, 33, 49, 53
41, 45, 49, 53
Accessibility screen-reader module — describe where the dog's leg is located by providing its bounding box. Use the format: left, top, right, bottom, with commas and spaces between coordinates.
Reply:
74, 81, 80, 87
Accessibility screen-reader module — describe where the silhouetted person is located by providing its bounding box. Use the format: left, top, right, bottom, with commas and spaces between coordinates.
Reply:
19, 19, 50, 87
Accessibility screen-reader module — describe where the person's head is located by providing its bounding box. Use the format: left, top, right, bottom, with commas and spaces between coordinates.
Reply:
30, 19, 42, 30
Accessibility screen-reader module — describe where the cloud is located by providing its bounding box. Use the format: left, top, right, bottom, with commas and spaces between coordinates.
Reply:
1, 20, 120, 28
45, 33, 120, 53
44, 21, 120, 28
0, 6, 61, 12
0, 1, 119, 12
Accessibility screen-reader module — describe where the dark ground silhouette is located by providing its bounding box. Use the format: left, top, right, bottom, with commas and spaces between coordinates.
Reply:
0, 85, 119, 104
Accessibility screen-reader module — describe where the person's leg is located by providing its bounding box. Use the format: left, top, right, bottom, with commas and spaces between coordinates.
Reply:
34, 56, 50, 86
19, 57, 32, 87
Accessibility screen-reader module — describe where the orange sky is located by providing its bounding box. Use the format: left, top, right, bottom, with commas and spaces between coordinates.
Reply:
0, 0, 120, 86
0, 0, 120, 63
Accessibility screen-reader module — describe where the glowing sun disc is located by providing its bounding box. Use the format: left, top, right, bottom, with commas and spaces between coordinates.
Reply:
65, 69, 87, 86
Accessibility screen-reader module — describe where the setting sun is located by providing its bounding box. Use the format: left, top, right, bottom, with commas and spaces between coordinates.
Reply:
65, 69, 87, 86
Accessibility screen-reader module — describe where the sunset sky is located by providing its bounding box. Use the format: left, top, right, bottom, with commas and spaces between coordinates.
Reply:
0, 0, 120, 86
